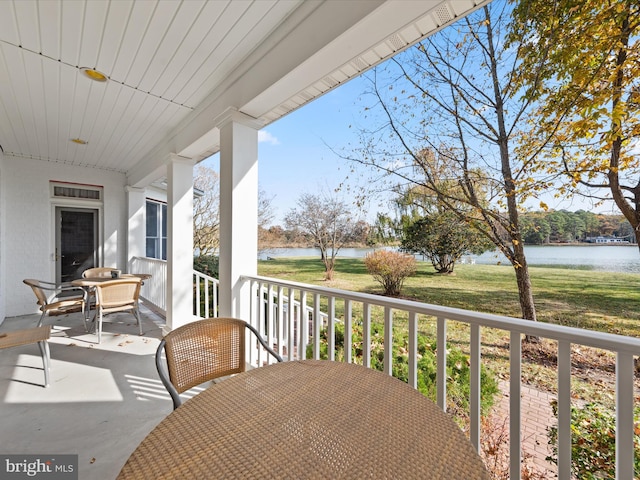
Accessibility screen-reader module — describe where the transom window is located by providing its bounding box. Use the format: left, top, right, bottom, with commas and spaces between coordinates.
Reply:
51, 181, 102, 201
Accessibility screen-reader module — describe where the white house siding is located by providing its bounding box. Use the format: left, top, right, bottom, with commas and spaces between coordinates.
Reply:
0, 155, 128, 319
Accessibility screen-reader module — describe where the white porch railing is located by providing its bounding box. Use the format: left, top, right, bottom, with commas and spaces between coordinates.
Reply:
241, 274, 640, 480
129, 256, 166, 312
193, 269, 219, 319
129, 256, 219, 319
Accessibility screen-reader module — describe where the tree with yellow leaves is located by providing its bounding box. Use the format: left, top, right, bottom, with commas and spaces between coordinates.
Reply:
510, 0, 640, 246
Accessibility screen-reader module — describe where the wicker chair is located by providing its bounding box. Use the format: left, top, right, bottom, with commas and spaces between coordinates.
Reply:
82, 267, 117, 278
156, 317, 283, 410
0, 325, 52, 387
81, 267, 118, 311
92, 277, 143, 343
23, 279, 87, 327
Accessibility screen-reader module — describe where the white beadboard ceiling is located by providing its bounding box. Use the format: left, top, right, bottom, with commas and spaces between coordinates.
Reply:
0, 0, 487, 184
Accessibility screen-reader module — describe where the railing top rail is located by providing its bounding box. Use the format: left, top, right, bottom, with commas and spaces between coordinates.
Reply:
243, 275, 640, 355
194, 270, 218, 282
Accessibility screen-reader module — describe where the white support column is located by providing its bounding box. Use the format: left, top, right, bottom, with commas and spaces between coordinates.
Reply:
165, 154, 196, 332
217, 109, 261, 319
125, 186, 146, 271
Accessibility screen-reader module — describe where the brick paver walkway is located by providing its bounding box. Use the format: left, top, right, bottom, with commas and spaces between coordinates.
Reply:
492, 380, 558, 476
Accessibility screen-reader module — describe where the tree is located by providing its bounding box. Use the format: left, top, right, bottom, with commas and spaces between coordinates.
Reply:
258, 187, 276, 251
346, 3, 556, 322
547, 211, 569, 243
195, 165, 274, 255
284, 192, 362, 280
367, 213, 399, 247
510, 0, 640, 248
193, 165, 220, 256
520, 213, 551, 244
402, 210, 493, 273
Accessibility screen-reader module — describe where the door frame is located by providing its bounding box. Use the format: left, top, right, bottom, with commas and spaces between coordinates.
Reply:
55, 206, 100, 283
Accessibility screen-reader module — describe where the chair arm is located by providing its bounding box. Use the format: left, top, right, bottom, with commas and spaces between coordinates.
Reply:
35, 280, 83, 293
156, 339, 183, 410
37, 280, 86, 303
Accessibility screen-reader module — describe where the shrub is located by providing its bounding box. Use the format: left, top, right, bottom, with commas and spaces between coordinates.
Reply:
547, 401, 640, 479
308, 322, 499, 418
363, 250, 417, 296
194, 255, 219, 278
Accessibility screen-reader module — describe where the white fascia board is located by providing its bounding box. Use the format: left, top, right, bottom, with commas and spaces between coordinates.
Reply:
241, 0, 486, 119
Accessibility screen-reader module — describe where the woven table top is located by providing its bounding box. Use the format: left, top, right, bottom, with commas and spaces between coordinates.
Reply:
117, 360, 489, 479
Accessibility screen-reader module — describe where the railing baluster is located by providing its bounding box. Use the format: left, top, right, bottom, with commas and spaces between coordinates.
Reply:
204, 278, 210, 318
510, 331, 522, 480
300, 290, 308, 360
195, 274, 201, 318
214, 280, 219, 317
383, 306, 393, 375
277, 285, 284, 360
246, 280, 254, 366
328, 296, 336, 361
313, 293, 321, 360
267, 284, 275, 363
436, 316, 446, 410
408, 311, 418, 389
469, 323, 480, 451
616, 351, 635, 480
288, 287, 295, 361
249, 280, 259, 366
362, 302, 371, 369
258, 281, 266, 337
557, 340, 571, 479
344, 299, 352, 363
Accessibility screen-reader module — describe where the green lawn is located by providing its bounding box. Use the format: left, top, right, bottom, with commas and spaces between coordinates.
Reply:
259, 256, 640, 338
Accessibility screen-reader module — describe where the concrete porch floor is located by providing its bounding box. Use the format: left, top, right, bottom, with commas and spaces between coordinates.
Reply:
0, 303, 174, 479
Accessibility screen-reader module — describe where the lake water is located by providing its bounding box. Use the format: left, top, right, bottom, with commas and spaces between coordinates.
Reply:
259, 245, 640, 274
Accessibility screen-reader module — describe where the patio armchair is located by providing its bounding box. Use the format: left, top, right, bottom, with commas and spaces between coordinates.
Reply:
0, 325, 52, 387
156, 317, 283, 410
81, 267, 119, 311
23, 279, 86, 327
92, 277, 143, 343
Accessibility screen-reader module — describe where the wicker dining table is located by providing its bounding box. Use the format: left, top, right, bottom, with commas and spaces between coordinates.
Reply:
117, 359, 489, 479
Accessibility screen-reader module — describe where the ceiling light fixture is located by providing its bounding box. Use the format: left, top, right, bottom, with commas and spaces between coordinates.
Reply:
80, 67, 108, 82
70, 138, 88, 145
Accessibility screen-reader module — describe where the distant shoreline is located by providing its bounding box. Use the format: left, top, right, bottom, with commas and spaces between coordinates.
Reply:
540, 242, 637, 246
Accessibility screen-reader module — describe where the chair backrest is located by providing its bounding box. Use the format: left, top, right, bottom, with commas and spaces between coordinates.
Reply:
156, 317, 283, 409
82, 267, 116, 279
93, 278, 141, 309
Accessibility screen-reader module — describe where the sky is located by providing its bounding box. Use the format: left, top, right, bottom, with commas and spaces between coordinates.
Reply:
201, 76, 387, 227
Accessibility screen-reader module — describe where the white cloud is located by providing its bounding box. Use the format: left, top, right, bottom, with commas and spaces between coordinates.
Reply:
258, 130, 280, 145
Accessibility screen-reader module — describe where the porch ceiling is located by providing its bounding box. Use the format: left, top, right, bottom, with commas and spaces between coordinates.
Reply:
0, 0, 487, 185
